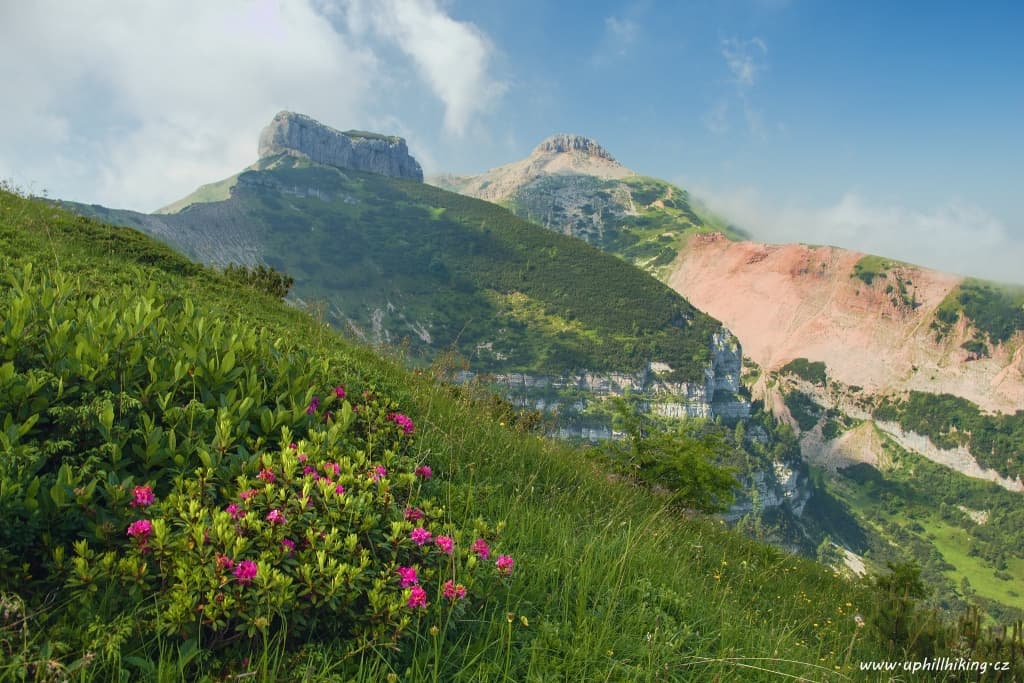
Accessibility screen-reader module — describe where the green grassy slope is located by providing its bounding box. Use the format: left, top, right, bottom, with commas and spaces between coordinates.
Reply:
1, 188, 985, 680
818, 427, 1024, 623
62, 156, 720, 383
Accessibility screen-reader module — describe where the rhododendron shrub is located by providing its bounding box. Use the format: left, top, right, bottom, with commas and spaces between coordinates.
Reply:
0, 270, 513, 664
64, 396, 511, 650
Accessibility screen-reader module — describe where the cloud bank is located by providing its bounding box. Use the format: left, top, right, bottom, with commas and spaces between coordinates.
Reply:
0, 0, 503, 211
696, 186, 1024, 285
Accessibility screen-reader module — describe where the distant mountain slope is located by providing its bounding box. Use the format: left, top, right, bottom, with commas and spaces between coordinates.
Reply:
669, 233, 1024, 415
430, 134, 745, 276
59, 114, 751, 434
433, 134, 1024, 618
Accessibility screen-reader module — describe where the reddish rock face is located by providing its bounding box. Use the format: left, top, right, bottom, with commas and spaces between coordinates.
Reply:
668, 234, 1024, 414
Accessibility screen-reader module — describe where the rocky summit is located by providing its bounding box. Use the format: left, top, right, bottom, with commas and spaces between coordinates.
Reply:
532, 133, 618, 162
258, 111, 423, 181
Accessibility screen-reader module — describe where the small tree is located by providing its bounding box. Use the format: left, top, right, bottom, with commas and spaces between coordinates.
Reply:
605, 397, 738, 512
223, 263, 295, 300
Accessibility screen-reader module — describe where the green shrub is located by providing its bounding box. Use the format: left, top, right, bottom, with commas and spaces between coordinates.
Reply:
223, 263, 295, 300
598, 398, 738, 512
0, 264, 512, 674
779, 358, 828, 385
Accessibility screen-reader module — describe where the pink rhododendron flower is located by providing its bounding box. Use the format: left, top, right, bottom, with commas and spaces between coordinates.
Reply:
370, 465, 388, 482
404, 507, 424, 521
130, 485, 155, 507
442, 580, 467, 601
396, 565, 418, 587
471, 538, 491, 560
334, 484, 346, 495
435, 535, 454, 555
216, 554, 234, 571
306, 397, 320, 414
323, 462, 341, 476
226, 503, 243, 520
302, 466, 317, 478
496, 555, 515, 576
334, 385, 346, 399
239, 488, 258, 501
234, 560, 258, 585
266, 509, 286, 525
281, 538, 295, 553
407, 585, 428, 609
388, 412, 415, 434
415, 465, 433, 479
410, 527, 432, 545
289, 442, 298, 450
257, 468, 275, 483
297, 453, 308, 463
126, 519, 153, 539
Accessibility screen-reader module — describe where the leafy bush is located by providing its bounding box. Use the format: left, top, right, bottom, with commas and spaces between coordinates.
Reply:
779, 358, 828, 385
223, 263, 295, 300
0, 264, 512, 674
598, 398, 738, 512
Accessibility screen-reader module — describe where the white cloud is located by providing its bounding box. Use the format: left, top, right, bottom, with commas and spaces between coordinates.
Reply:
702, 101, 730, 134
0, 0, 501, 210
605, 16, 639, 56
344, 0, 505, 137
693, 186, 1024, 284
705, 37, 772, 138
721, 37, 767, 87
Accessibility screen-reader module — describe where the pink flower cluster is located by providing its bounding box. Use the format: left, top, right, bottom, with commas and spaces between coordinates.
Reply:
388, 412, 415, 435
396, 565, 429, 608
442, 580, 467, 601
266, 509, 286, 525
127, 519, 153, 553
435, 535, 454, 555
407, 585, 428, 609
257, 468, 275, 483
396, 565, 418, 587
130, 485, 155, 507
496, 555, 515, 577
404, 507, 424, 521
471, 538, 491, 560
234, 560, 258, 585
370, 465, 388, 482
126, 519, 153, 539
306, 396, 320, 415
410, 527, 432, 545
226, 503, 245, 520
415, 465, 432, 479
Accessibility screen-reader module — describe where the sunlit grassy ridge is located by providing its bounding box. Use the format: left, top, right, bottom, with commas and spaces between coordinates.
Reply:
0, 188, 1015, 680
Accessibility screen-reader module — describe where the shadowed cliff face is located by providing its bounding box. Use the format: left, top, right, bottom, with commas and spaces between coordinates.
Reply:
258, 111, 423, 181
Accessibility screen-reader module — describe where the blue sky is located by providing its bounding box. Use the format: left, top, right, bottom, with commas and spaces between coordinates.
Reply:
2, 1, 1021, 281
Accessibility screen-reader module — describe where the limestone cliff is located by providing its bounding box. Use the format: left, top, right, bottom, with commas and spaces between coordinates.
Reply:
258, 111, 423, 181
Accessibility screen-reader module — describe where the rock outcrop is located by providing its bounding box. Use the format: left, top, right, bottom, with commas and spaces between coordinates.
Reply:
532, 134, 619, 162
258, 111, 423, 181
430, 133, 634, 203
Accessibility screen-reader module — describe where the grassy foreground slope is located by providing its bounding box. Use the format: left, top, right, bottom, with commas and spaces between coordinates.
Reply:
0, 189, 1012, 681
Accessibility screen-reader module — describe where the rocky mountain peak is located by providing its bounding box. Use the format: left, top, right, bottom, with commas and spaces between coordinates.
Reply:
258, 111, 423, 181
533, 134, 617, 162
